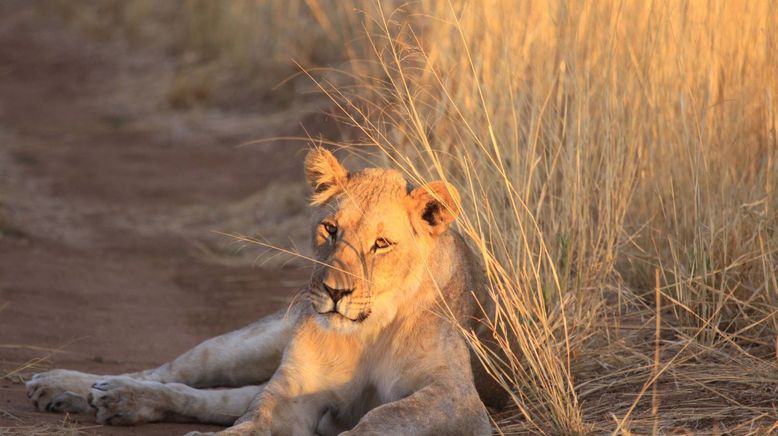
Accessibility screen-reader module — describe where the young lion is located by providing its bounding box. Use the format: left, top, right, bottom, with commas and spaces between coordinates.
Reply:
26, 149, 504, 435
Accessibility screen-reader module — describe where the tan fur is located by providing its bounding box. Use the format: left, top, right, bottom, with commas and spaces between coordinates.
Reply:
26, 149, 501, 435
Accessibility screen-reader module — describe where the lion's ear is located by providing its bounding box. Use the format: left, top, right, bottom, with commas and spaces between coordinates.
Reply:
406, 181, 461, 236
304, 147, 348, 205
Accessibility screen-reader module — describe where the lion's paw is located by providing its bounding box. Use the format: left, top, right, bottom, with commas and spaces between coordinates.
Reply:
25, 369, 96, 413
88, 377, 165, 425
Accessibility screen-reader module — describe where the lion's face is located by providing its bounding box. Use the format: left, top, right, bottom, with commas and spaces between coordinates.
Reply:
303, 149, 460, 333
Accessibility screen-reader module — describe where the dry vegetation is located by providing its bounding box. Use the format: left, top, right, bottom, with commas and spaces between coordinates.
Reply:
40, 0, 778, 434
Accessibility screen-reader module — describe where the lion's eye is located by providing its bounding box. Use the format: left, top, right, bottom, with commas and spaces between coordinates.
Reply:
323, 222, 338, 237
374, 237, 393, 251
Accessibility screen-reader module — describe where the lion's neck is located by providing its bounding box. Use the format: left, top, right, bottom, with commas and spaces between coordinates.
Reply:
391, 231, 463, 323
421, 231, 476, 323
422, 231, 460, 296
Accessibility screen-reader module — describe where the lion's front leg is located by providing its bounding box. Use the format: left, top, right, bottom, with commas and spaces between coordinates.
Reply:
342, 381, 491, 436
87, 377, 263, 425
130, 307, 299, 387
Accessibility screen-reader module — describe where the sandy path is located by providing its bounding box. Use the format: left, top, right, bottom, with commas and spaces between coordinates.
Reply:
0, 5, 329, 435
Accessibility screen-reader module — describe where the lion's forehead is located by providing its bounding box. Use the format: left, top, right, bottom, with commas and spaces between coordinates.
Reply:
336, 204, 410, 241
337, 169, 409, 215
343, 169, 408, 203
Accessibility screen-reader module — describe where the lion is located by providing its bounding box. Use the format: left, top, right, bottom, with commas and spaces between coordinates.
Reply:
25, 148, 506, 435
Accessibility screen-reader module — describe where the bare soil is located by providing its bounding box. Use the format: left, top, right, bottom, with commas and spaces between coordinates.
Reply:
0, 5, 332, 435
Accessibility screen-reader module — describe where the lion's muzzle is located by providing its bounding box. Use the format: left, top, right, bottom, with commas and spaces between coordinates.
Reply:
310, 281, 370, 323
322, 282, 354, 305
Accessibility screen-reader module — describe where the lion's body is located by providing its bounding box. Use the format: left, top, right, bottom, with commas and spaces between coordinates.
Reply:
26, 150, 500, 435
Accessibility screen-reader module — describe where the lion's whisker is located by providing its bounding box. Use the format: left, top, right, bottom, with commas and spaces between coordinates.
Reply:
214, 231, 369, 283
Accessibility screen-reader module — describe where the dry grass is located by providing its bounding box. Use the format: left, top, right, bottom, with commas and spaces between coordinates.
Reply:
47, 0, 778, 434
305, 0, 778, 434
0, 415, 93, 435
0, 347, 79, 435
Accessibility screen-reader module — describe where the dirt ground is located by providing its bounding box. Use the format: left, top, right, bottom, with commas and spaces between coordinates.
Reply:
0, 5, 334, 435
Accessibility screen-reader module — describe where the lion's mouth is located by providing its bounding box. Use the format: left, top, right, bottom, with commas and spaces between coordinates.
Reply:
319, 308, 370, 323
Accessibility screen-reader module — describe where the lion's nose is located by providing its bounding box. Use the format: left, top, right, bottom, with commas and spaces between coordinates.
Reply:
322, 282, 354, 304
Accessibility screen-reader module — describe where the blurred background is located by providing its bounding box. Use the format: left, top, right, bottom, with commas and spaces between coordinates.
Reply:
1, 0, 777, 434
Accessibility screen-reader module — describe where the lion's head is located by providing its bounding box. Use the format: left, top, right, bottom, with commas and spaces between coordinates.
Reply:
303, 148, 461, 333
